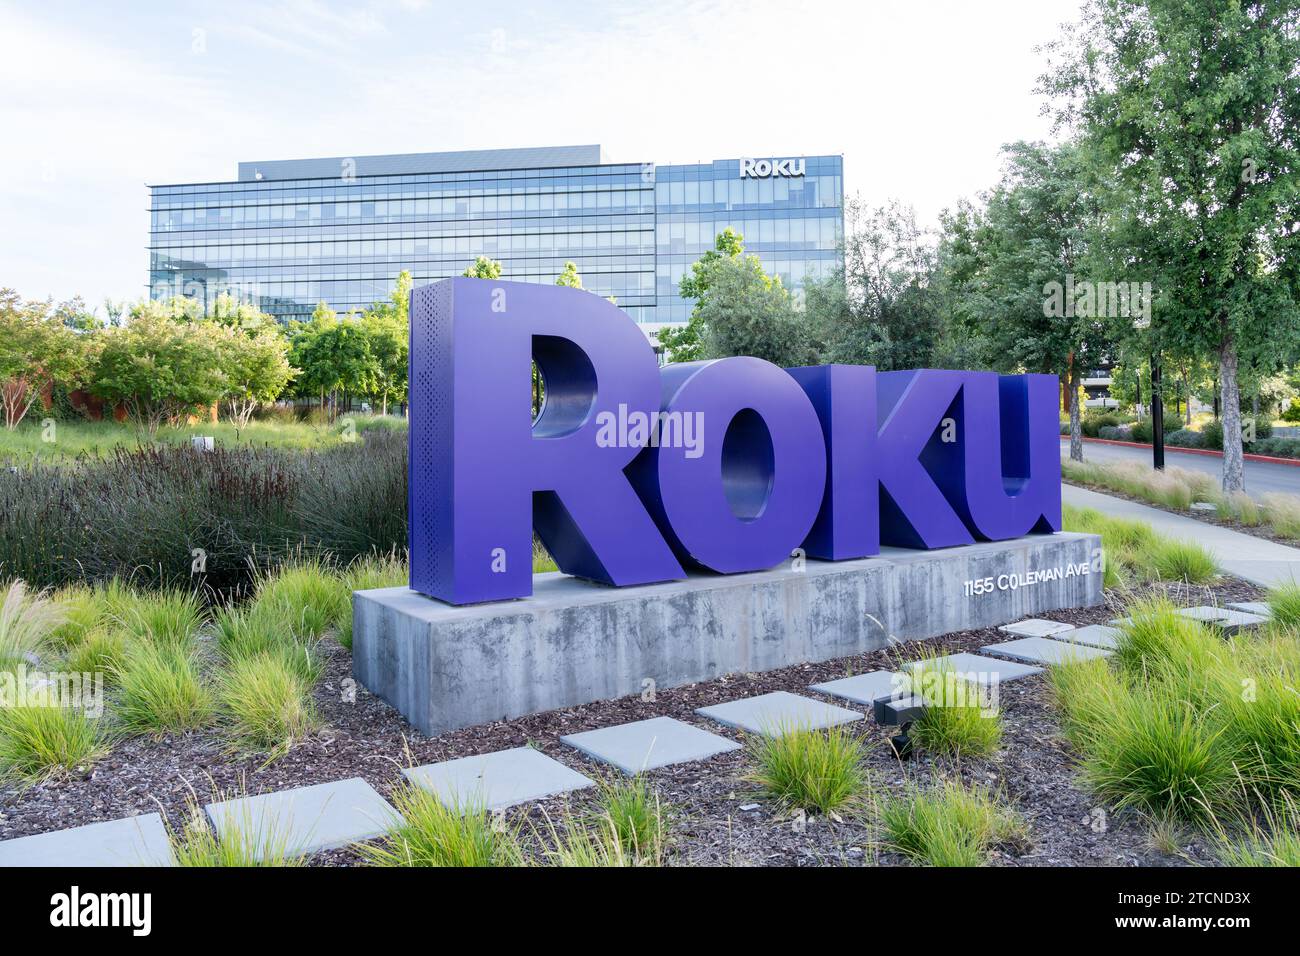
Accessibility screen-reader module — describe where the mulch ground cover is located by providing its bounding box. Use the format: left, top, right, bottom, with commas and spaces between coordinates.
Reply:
0, 576, 1265, 866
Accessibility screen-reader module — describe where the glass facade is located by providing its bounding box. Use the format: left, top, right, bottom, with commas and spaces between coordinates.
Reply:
148, 147, 842, 330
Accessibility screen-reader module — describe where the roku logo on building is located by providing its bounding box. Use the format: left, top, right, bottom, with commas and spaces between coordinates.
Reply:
739, 157, 806, 178
409, 279, 1061, 606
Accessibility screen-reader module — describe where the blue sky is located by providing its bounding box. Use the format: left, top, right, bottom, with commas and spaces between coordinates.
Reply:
0, 0, 1083, 309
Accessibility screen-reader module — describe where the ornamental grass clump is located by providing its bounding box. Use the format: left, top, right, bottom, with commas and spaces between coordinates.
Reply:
1149, 538, 1219, 584
218, 653, 319, 757
1050, 622, 1239, 824
360, 785, 524, 868
0, 703, 111, 782
334, 549, 407, 649
168, 794, 302, 867
112, 587, 204, 650
879, 778, 1026, 867
744, 723, 869, 815
1267, 584, 1300, 630
593, 776, 667, 862
212, 603, 321, 687
0, 579, 64, 671
114, 641, 214, 735
251, 558, 348, 643
907, 658, 1002, 758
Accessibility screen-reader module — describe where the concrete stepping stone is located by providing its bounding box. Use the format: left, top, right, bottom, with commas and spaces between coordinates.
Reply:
403, 746, 594, 811
980, 637, 1111, 667
1176, 605, 1269, 634
696, 691, 863, 736
205, 777, 400, 860
810, 670, 909, 706
561, 716, 740, 775
902, 652, 1042, 685
998, 618, 1075, 638
0, 813, 174, 867
1227, 601, 1270, 617
1052, 624, 1121, 650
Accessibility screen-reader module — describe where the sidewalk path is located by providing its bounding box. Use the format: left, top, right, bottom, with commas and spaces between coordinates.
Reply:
1063, 484, 1300, 589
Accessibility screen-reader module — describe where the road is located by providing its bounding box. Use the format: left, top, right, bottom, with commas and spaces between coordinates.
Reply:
1060, 438, 1299, 499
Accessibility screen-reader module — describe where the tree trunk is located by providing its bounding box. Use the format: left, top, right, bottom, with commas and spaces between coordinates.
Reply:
1068, 364, 1084, 462
1220, 339, 1245, 492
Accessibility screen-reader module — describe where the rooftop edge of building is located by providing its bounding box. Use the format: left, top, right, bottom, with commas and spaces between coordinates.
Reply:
235, 145, 608, 182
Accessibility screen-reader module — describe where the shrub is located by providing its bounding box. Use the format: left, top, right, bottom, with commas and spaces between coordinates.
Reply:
744, 724, 869, 815
114, 642, 214, 735
218, 653, 318, 756
1165, 427, 1205, 448
908, 661, 1002, 758
1282, 399, 1300, 424
1200, 419, 1224, 450
1253, 437, 1300, 459
879, 779, 1026, 866
1129, 418, 1153, 443
0, 579, 63, 671
1082, 411, 1127, 438
360, 785, 524, 867
0, 704, 110, 781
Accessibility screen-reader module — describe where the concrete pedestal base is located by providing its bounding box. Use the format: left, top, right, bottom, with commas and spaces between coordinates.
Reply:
353, 533, 1101, 736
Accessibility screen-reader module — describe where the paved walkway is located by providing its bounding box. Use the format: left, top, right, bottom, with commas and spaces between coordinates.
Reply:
1063, 484, 1300, 588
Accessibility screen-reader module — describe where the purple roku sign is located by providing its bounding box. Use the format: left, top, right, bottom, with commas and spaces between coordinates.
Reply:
409, 278, 1061, 606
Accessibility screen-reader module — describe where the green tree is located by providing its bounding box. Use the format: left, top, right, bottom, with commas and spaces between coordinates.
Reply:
656, 228, 809, 364
129, 295, 205, 324
288, 302, 376, 420
690, 250, 812, 368
207, 292, 277, 335
361, 271, 412, 416
807, 199, 944, 373
216, 326, 296, 427
940, 143, 1113, 461
556, 261, 583, 288
1041, 0, 1300, 490
0, 290, 86, 430
462, 256, 503, 279
89, 315, 228, 434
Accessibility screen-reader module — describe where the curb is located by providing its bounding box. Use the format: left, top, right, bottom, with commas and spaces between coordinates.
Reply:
1066, 435, 1300, 468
